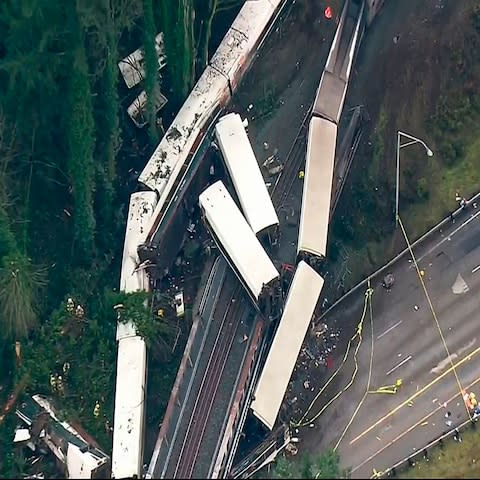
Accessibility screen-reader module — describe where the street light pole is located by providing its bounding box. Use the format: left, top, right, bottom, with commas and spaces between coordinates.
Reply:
395, 130, 434, 226
395, 132, 401, 226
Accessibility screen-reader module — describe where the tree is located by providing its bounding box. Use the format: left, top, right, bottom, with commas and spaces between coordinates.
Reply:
310, 449, 345, 478
116, 291, 176, 350
195, 0, 244, 73
0, 1, 69, 96
0, 201, 16, 262
143, 0, 161, 145
75, 0, 143, 252
0, 252, 47, 340
92, 15, 121, 252
65, 31, 96, 260
195, 0, 219, 72
270, 454, 297, 479
269, 450, 348, 479
157, 0, 195, 107
17, 291, 118, 448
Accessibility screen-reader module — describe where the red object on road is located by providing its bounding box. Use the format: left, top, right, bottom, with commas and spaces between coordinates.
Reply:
324, 5, 333, 19
326, 355, 333, 369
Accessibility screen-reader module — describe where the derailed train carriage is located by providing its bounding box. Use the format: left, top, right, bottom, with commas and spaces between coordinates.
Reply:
296, 116, 337, 274
112, 2, 287, 477
136, 0, 287, 269
112, 191, 157, 480
251, 260, 324, 430
251, 0, 366, 434
214, 112, 279, 244
198, 181, 282, 320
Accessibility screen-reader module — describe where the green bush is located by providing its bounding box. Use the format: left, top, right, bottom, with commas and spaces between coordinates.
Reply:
268, 450, 349, 479
416, 177, 429, 201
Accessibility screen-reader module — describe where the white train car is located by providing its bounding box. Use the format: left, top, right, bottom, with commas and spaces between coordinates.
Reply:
119, 191, 158, 294
137, 0, 287, 246
210, 0, 286, 91
112, 191, 157, 479
112, 337, 147, 479
139, 65, 230, 243
297, 117, 337, 260
199, 180, 279, 304
312, 0, 364, 124
251, 261, 324, 430
139, 65, 229, 195
215, 112, 278, 235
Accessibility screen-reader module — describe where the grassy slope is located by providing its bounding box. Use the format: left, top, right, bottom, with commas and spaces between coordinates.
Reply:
329, 0, 480, 289
398, 427, 480, 479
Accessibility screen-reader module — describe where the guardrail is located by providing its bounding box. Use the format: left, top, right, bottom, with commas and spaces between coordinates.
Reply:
320, 191, 480, 321
378, 415, 479, 478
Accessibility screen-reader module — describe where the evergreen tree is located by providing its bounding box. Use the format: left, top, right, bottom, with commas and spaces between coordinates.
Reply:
65, 27, 96, 260
269, 450, 347, 479
158, 0, 195, 107
143, 0, 160, 145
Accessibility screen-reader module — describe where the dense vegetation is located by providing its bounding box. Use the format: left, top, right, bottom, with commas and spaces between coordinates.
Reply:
266, 450, 348, 479
0, 0, 243, 477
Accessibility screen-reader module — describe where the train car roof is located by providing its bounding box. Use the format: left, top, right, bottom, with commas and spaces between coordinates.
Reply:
199, 181, 279, 301
119, 191, 157, 292
215, 113, 278, 234
251, 261, 323, 430
210, 0, 281, 83
297, 116, 337, 258
138, 66, 228, 194
117, 191, 156, 340
112, 336, 147, 479
313, 71, 347, 125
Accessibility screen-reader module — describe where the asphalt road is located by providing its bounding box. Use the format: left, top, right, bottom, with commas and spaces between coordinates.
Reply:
295, 206, 480, 478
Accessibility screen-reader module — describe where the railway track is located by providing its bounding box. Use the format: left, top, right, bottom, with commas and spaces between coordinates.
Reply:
165, 109, 313, 478
169, 114, 314, 477
272, 103, 312, 209
173, 285, 245, 478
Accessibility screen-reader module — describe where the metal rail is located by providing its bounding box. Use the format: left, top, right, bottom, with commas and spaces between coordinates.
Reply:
272, 103, 312, 208
172, 287, 244, 478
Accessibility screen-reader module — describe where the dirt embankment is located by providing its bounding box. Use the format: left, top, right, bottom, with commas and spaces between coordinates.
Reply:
328, 0, 480, 290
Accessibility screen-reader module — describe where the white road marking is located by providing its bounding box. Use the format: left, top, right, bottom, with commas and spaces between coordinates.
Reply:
377, 320, 403, 340
386, 355, 412, 376
457, 338, 476, 356
431, 339, 477, 375
414, 209, 480, 265
472, 265, 480, 274
431, 353, 458, 375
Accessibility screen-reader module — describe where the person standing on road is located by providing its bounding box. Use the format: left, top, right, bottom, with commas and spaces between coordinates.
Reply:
445, 411, 453, 427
